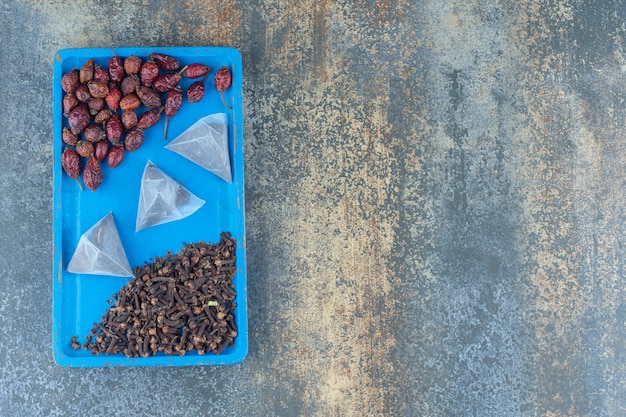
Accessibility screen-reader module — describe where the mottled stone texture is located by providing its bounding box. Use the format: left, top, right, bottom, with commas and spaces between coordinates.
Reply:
1, 0, 625, 416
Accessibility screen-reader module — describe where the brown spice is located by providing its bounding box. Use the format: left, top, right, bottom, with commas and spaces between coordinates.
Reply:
74, 233, 238, 358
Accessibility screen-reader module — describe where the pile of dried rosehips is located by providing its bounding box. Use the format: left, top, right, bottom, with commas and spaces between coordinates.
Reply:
60, 52, 232, 191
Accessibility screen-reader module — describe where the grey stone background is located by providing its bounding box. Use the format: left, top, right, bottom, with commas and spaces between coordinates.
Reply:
1, 0, 625, 416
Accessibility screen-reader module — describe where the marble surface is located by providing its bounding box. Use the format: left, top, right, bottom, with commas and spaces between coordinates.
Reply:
1, 1, 625, 415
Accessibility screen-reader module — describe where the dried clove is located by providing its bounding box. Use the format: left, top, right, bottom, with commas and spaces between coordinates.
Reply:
73, 233, 238, 358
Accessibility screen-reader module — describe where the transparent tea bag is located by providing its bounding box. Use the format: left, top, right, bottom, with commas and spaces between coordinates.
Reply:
165, 112, 232, 183
136, 160, 205, 232
67, 212, 133, 277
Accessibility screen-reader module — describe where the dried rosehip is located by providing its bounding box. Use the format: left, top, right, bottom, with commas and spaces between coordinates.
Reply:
140, 60, 159, 87
214, 66, 232, 92
186, 80, 205, 104
95, 139, 109, 162
119, 93, 141, 112
94, 109, 112, 125
153, 71, 183, 93
124, 129, 144, 152
121, 110, 138, 130
83, 157, 103, 191
87, 80, 109, 99
79, 59, 95, 84
62, 128, 78, 146
123, 55, 142, 75
62, 69, 80, 93
93, 65, 110, 84
184, 63, 210, 79
75, 84, 91, 102
107, 145, 124, 168
63, 91, 79, 116
108, 55, 125, 83
150, 53, 180, 71
163, 88, 183, 140
121, 74, 140, 96
136, 109, 161, 130
214, 66, 233, 109
88, 98, 105, 115
68, 104, 90, 134
164, 88, 183, 117
106, 114, 123, 144
84, 125, 106, 142
105, 84, 122, 112
136, 85, 162, 108
75, 140, 95, 158
62, 147, 81, 179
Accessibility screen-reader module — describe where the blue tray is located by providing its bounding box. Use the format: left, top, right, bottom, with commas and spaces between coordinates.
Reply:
52, 46, 247, 367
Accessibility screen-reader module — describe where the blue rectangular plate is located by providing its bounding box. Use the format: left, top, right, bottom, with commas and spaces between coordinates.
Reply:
52, 46, 247, 367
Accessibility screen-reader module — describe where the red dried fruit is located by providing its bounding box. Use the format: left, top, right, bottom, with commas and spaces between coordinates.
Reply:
68, 104, 90, 133
62, 128, 78, 146
88, 98, 105, 115
121, 110, 138, 130
186, 80, 205, 104
95, 139, 109, 162
124, 129, 144, 152
75, 84, 91, 102
140, 60, 159, 87
105, 84, 122, 112
136, 109, 161, 130
152, 70, 184, 93
84, 125, 106, 142
121, 74, 140, 96
63, 91, 79, 116
163, 88, 183, 140
108, 55, 125, 83
75, 140, 95, 158
83, 157, 103, 191
184, 63, 210, 79
214, 66, 233, 109
214, 66, 232, 92
79, 59, 95, 84
150, 53, 180, 71
94, 109, 112, 125
87, 80, 109, 99
107, 145, 124, 168
164, 88, 183, 117
106, 114, 124, 144
123, 55, 142, 75
93, 65, 110, 84
119, 93, 141, 112
62, 147, 81, 179
62, 69, 80, 93
136, 85, 162, 108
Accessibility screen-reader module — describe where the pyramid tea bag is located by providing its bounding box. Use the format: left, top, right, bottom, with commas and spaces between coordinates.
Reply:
67, 212, 133, 277
165, 112, 232, 183
136, 160, 205, 232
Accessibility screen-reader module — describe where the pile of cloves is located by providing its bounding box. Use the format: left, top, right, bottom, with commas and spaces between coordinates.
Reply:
72, 232, 238, 358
